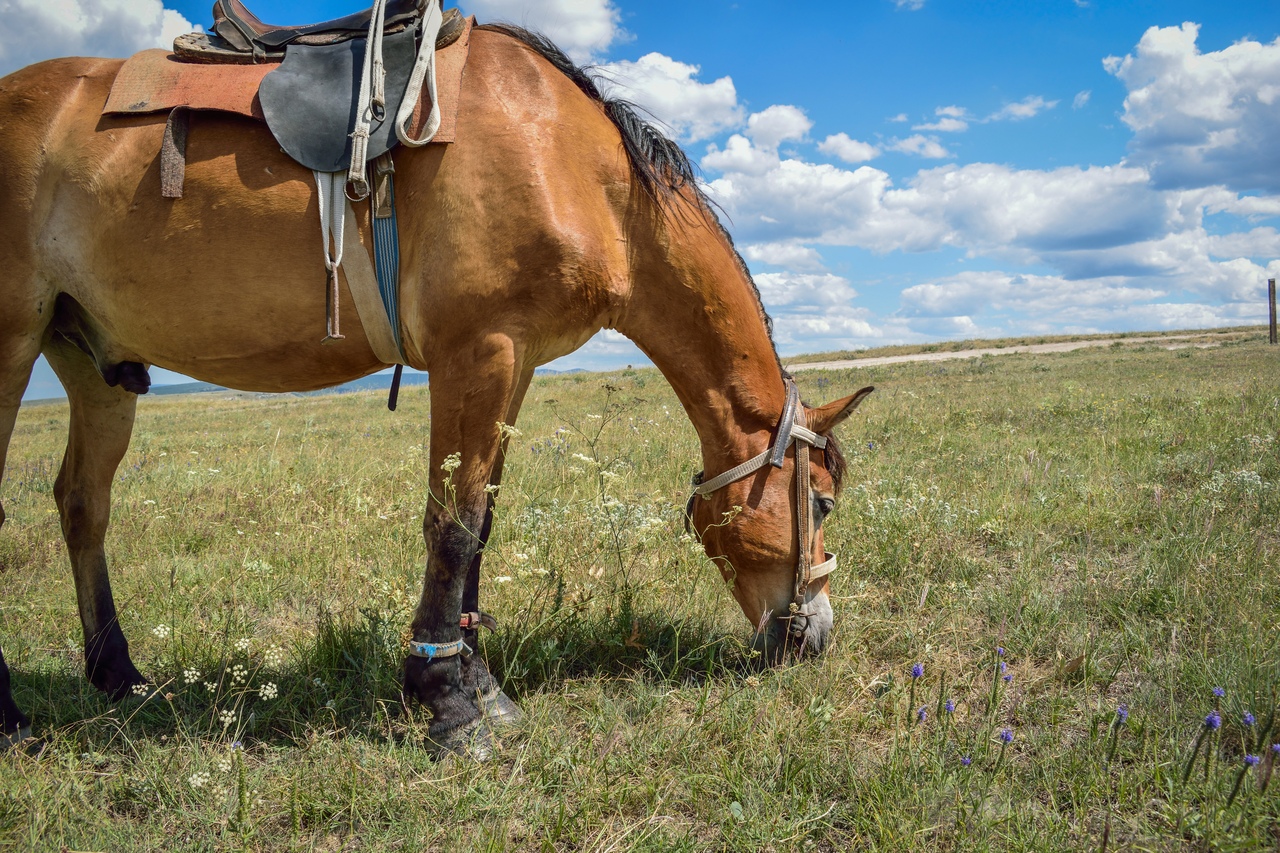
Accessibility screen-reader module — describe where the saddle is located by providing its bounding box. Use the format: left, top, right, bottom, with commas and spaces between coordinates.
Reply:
174, 0, 465, 64
103, 0, 474, 390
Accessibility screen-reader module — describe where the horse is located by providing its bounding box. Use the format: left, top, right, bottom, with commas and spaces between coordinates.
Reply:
0, 23, 872, 755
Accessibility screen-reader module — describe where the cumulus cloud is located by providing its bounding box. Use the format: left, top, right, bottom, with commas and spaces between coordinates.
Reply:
914, 105, 970, 132
818, 133, 880, 163
1072, 90, 1091, 109
1106, 22, 1280, 193
0, 0, 196, 74
988, 95, 1059, 121
596, 53, 742, 142
741, 242, 829, 272
886, 135, 952, 158
754, 272, 858, 308
461, 0, 623, 63
746, 105, 812, 151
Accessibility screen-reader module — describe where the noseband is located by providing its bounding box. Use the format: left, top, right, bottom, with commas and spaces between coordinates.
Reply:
688, 378, 835, 639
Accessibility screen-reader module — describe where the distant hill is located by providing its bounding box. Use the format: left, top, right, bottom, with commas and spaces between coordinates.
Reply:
22, 366, 587, 406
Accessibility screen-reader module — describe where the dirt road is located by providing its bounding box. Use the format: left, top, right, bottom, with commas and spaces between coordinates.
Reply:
786, 332, 1232, 372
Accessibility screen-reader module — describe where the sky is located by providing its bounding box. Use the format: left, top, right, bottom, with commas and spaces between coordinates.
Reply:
6, 0, 1280, 400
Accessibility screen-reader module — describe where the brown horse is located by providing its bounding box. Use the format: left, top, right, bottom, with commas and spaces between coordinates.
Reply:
0, 24, 871, 754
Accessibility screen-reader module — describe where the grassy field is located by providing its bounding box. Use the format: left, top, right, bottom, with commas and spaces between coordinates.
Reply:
1, 331, 1278, 850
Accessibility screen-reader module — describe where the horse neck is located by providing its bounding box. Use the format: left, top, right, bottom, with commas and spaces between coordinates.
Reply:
617, 197, 785, 473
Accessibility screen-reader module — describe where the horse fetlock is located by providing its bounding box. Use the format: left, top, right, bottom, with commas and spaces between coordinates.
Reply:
405, 652, 520, 759
85, 628, 144, 700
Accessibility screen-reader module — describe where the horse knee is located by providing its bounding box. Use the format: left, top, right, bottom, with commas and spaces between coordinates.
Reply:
54, 486, 107, 551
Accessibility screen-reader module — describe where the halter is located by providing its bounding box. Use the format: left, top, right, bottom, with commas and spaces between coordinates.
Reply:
689, 378, 836, 640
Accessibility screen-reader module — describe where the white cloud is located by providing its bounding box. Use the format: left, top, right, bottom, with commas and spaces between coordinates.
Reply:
915, 105, 970, 132
596, 53, 742, 142
0, 0, 196, 74
1106, 22, 1280, 193
886, 135, 952, 158
754, 272, 857, 308
887, 113, 909, 123
703, 134, 779, 176
461, 0, 623, 63
894, 0, 926, 10
741, 242, 829, 272
818, 133, 880, 163
746, 105, 812, 151
988, 95, 1059, 121
1072, 90, 1091, 109
914, 116, 968, 132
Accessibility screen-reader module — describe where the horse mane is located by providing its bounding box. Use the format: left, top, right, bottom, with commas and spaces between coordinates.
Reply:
478, 23, 785, 379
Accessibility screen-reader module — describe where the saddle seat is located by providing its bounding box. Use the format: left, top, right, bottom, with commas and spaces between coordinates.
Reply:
175, 0, 463, 64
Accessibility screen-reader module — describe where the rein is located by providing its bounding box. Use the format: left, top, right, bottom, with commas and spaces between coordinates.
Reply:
689, 379, 836, 640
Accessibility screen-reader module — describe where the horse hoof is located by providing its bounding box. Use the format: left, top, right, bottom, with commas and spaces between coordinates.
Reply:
481, 686, 522, 728
427, 687, 522, 760
3, 726, 33, 750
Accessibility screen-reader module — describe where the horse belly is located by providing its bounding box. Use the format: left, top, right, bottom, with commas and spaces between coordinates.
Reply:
60, 118, 383, 392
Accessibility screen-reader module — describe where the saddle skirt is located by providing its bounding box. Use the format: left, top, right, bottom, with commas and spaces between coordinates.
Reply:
102, 14, 474, 146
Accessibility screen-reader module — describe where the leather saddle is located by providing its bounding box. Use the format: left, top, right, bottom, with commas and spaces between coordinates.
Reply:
175, 0, 464, 64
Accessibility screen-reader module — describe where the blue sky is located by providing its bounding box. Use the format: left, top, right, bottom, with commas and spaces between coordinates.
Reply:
6, 0, 1279, 399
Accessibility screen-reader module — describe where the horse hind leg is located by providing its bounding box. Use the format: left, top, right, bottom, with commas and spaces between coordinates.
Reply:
0, 327, 46, 741
43, 333, 145, 699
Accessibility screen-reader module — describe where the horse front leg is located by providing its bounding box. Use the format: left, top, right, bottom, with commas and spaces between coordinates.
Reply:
45, 335, 145, 700
402, 356, 525, 757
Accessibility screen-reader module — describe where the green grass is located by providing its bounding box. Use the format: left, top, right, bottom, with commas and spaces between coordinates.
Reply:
1, 335, 1278, 850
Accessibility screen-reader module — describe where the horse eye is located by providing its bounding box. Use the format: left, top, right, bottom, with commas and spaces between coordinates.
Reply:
817, 497, 835, 517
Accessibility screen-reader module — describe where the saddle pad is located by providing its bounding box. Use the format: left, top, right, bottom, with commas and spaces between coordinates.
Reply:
103, 16, 474, 144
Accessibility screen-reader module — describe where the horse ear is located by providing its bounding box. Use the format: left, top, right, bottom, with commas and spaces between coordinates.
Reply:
807, 385, 874, 434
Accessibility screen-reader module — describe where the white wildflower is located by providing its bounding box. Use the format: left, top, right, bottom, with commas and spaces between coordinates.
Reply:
264, 645, 286, 668
189, 771, 211, 789
230, 664, 248, 684
183, 669, 201, 684
259, 682, 278, 700
234, 638, 252, 653
131, 683, 149, 697
204, 681, 217, 692
214, 755, 232, 774
441, 453, 461, 473
152, 624, 171, 639
219, 709, 236, 726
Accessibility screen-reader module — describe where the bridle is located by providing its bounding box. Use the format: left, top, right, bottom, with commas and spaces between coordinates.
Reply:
687, 378, 836, 641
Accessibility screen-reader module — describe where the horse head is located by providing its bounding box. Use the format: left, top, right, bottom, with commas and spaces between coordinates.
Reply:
687, 385, 874, 661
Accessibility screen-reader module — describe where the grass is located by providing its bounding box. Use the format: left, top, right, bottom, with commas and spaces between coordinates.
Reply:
1, 332, 1278, 850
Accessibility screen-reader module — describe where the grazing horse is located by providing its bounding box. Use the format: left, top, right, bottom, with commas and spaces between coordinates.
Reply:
0, 24, 872, 754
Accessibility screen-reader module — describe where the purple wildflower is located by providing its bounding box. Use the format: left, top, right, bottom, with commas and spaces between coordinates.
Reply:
944, 699, 955, 713
911, 663, 924, 679
1273, 743, 1280, 755
1116, 705, 1129, 724
999, 661, 1007, 673
961, 756, 971, 766
999, 729, 1014, 744
1212, 686, 1225, 698
1003, 674, 1013, 683
1244, 754, 1260, 767
1205, 711, 1222, 730
918, 707, 927, 723
997, 647, 1005, 656
1243, 712, 1255, 726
